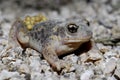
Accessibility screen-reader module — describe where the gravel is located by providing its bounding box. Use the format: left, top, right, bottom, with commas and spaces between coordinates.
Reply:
0, 0, 120, 80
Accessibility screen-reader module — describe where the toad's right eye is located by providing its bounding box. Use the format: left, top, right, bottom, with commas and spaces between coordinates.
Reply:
67, 24, 79, 33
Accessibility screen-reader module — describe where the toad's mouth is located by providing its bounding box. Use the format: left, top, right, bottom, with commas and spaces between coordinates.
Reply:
63, 36, 92, 44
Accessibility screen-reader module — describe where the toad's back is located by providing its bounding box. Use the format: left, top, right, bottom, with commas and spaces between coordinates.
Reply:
28, 18, 92, 54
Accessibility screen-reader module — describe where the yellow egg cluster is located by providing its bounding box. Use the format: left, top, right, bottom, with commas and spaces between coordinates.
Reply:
23, 14, 47, 30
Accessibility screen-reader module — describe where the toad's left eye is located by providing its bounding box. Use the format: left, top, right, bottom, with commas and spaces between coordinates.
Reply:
67, 24, 79, 33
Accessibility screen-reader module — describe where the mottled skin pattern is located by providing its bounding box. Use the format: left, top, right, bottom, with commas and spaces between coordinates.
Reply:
1, 17, 93, 71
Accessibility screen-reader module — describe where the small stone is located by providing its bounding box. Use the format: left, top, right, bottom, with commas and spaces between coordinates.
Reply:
24, 73, 31, 80
79, 53, 88, 63
0, 61, 7, 71
114, 68, 120, 79
29, 56, 41, 72
99, 47, 110, 54
64, 54, 78, 63
0, 70, 20, 80
87, 49, 103, 61
104, 51, 118, 59
2, 57, 14, 64
10, 77, 25, 80
31, 72, 43, 80
13, 59, 22, 67
74, 65, 83, 77
70, 55, 78, 63
114, 59, 120, 79
94, 66, 103, 75
40, 60, 51, 72
18, 64, 30, 73
60, 72, 77, 80
80, 70, 94, 80
107, 76, 117, 80
104, 58, 116, 74
69, 66, 76, 72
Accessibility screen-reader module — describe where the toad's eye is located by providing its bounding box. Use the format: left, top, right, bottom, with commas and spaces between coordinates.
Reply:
67, 24, 79, 33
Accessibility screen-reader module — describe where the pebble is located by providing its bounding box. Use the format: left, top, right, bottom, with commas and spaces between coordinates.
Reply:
104, 51, 118, 59
0, 70, 20, 80
107, 76, 117, 80
31, 72, 43, 80
114, 59, 120, 79
80, 70, 94, 80
60, 72, 77, 80
87, 49, 103, 61
29, 56, 41, 72
18, 64, 30, 73
104, 58, 117, 74
79, 53, 88, 62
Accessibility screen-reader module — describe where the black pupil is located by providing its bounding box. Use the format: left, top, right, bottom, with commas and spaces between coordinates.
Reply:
68, 24, 79, 33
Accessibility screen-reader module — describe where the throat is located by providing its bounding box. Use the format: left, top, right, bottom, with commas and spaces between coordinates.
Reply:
55, 42, 82, 56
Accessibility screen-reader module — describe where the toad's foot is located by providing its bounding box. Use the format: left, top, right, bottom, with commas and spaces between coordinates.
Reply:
59, 60, 72, 72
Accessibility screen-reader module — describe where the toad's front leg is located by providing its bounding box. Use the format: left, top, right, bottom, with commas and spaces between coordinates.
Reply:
42, 44, 67, 71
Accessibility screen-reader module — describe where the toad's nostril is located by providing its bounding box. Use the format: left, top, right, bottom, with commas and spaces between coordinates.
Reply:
86, 31, 93, 38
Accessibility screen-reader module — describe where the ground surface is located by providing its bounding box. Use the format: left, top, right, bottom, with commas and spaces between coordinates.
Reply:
0, 0, 120, 80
